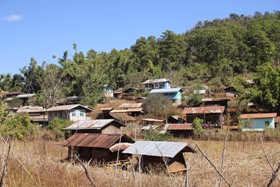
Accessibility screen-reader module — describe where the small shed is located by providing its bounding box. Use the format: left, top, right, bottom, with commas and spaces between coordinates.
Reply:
62, 133, 135, 162
240, 113, 277, 131
165, 123, 193, 138
63, 119, 125, 135
123, 141, 196, 173
183, 106, 225, 127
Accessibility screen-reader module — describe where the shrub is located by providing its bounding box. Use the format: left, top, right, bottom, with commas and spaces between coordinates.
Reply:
47, 118, 72, 140
0, 113, 39, 141
192, 118, 204, 134
142, 94, 173, 117
143, 129, 173, 141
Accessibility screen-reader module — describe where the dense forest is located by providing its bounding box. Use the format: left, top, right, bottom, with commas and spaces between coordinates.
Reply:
1, 11, 280, 111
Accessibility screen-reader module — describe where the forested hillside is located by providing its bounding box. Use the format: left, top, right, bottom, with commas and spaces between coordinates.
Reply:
1, 11, 280, 109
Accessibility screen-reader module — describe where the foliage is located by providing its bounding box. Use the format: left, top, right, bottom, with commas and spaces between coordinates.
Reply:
142, 94, 173, 117
192, 118, 204, 134
186, 93, 202, 107
47, 117, 72, 139
1, 11, 280, 108
0, 113, 39, 141
143, 129, 173, 141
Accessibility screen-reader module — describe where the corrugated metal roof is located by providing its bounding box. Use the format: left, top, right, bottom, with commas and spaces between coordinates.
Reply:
109, 112, 136, 122
47, 104, 92, 112
119, 103, 142, 109
167, 124, 193, 130
61, 133, 134, 148
16, 106, 46, 113
150, 88, 182, 94
63, 119, 123, 130
183, 106, 225, 114
110, 108, 143, 113
141, 78, 171, 84
100, 107, 113, 111
15, 94, 35, 98
141, 118, 164, 122
123, 141, 196, 158
202, 97, 230, 102
109, 143, 134, 152
240, 113, 277, 119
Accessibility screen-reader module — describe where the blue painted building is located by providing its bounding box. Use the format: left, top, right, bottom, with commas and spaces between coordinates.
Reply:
149, 88, 183, 106
142, 78, 171, 91
240, 113, 277, 131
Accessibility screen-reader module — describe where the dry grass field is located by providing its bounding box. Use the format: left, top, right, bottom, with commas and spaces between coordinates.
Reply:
0, 137, 279, 187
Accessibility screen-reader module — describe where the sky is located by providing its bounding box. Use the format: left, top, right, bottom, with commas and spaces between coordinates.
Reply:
0, 0, 279, 75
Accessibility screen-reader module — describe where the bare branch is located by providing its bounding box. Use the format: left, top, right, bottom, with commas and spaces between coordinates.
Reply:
74, 155, 96, 187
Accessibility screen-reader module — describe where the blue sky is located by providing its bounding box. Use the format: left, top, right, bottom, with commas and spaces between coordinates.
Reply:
0, 0, 279, 75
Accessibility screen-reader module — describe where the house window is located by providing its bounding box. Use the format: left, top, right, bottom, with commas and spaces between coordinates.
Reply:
265, 121, 269, 127
80, 111, 85, 117
71, 111, 76, 117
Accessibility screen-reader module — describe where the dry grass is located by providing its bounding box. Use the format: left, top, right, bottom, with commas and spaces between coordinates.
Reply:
0, 137, 279, 187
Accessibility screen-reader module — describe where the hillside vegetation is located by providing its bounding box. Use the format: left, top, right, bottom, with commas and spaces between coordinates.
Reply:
1, 11, 280, 111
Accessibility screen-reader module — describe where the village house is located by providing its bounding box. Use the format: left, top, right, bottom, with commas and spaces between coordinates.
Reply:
122, 141, 196, 173
103, 85, 114, 98
47, 104, 92, 122
183, 106, 225, 128
3, 91, 35, 107
149, 88, 183, 106
63, 119, 125, 136
240, 113, 277, 131
164, 123, 193, 138
16, 106, 48, 126
62, 133, 134, 163
141, 78, 171, 91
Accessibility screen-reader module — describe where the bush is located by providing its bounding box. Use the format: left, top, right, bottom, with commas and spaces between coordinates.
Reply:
142, 94, 173, 117
47, 118, 72, 140
143, 129, 173, 141
192, 118, 204, 134
0, 113, 39, 141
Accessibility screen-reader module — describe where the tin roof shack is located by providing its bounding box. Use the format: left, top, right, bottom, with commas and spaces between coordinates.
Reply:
62, 133, 134, 163
47, 104, 92, 122
142, 78, 171, 91
202, 97, 230, 108
183, 106, 225, 128
63, 119, 125, 136
240, 113, 277, 132
16, 106, 48, 126
4, 92, 35, 107
109, 112, 137, 124
149, 88, 183, 106
164, 124, 193, 138
123, 141, 196, 173
110, 108, 143, 117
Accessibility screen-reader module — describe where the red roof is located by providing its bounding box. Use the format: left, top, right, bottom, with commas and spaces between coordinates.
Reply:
61, 133, 134, 148
167, 124, 193, 130
240, 113, 277, 119
183, 106, 225, 114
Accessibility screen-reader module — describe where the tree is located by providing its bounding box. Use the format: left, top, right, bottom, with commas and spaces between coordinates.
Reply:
39, 64, 68, 108
142, 94, 173, 117
239, 62, 280, 112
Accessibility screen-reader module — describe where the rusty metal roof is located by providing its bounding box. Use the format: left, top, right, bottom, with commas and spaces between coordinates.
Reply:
62, 133, 134, 148
118, 103, 142, 109
110, 108, 143, 113
141, 118, 164, 122
167, 124, 193, 130
240, 113, 277, 119
123, 141, 196, 158
109, 112, 136, 122
202, 97, 230, 102
183, 106, 225, 114
63, 119, 123, 130
16, 106, 46, 113
47, 104, 92, 112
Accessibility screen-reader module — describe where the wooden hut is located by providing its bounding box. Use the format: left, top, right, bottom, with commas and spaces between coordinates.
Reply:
62, 133, 134, 163
123, 141, 196, 173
